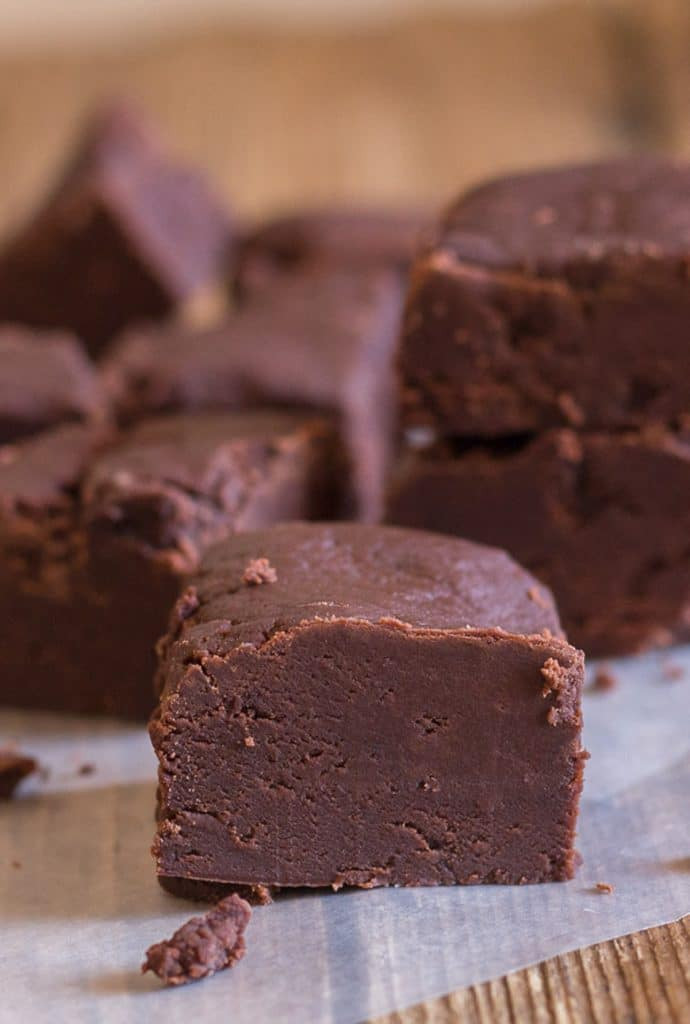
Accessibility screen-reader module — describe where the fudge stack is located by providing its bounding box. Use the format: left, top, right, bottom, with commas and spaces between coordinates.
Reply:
389, 159, 690, 656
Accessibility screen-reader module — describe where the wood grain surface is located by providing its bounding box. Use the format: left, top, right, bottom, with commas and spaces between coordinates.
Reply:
375, 917, 690, 1023
0, 3, 688, 1020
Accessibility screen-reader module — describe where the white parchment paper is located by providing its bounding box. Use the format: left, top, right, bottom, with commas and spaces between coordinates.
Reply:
2, 647, 689, 1024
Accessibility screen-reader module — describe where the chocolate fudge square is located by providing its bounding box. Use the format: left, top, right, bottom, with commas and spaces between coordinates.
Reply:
151, 523, 585, 891
103, 267, 402, 522
0, 326, 103, 443
0, 102, 232, 356
401, 159, 690, 436
388, 427, 690, 656
0, 411, 336, 718
233, 206, 429, 299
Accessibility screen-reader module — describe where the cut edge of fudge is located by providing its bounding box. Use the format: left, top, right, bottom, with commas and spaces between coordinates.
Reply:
151, 523, 586, 892
388, 426, 690, 656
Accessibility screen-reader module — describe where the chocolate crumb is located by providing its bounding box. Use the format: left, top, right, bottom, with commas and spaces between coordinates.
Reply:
527, 586, 549, 609
244, 736, 256, 748
78, 762, 95, 776
142, 893, 251, 986
592, 665, 618, 692
242, 558, 278, 586
661, 660, 684, 682
0, 750, 38, 799
595, 881, 614, 894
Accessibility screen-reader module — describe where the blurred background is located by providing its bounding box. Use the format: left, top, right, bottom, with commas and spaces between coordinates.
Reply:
0, 0, 687, 229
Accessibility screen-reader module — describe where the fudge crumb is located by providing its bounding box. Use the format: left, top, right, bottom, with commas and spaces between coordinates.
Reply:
555, 429, 583, 463
244, 736, 256, 748
0, 750, 38, 800
592, 665, 618, 693
541, 657, 569, 698
557, 393, 585, 427
242, 558, 278, 586
77, 762, 95, 776
527, 586, 549, 609
142, 894, 251, 987
661, 660, 685, 682
534, 205, 557, 226
595, 881, 615, 894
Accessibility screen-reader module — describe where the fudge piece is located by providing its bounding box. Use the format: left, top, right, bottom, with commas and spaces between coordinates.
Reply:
151, 523, 585, 892
0, 102, 233, 355
233, 206, 429, 299
0, 411, 337, 718
0, 751, 38, 799
103, 267, 402, 521
400, 159, 690, 436
388, 427, 690, 655
142, 893, 251, 986
0, 327, 103, 443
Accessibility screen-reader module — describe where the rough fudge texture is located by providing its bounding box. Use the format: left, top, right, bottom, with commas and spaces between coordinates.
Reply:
400, 159, 690, 436
0, 751, 38, 799
0, 411, 337, 718
233, 205, 429, 299
103, 267, 402, 522
0, 102, 233, 355
0, 327, 103, 443
142, 894, 251, 986
388, 426, 690, 655
151, 523, 585, 892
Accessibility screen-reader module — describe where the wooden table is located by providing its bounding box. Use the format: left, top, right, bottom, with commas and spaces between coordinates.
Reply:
0, 4, 688, 1019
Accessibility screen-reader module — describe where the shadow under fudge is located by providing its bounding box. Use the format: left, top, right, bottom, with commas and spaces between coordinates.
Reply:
151, 522, 585, 894
0, 411, 339, 719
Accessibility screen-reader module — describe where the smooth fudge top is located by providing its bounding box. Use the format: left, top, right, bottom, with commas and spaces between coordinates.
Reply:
0, 409, 330, 531
104, 267, 402, 420
0, 328, 103, 444
436, 158, 690, 274
235, 205, 430, 287
157, 522, 564, 681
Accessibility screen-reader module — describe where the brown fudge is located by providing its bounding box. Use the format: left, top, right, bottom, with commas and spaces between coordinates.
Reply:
103, 267, 402, 522
388, 427, 690, 655
142, 894, 251, 986
0, 411, 337, 718
0, 751, 38, 799
0, 327, 103, 443
151, 522, 585, 892
232, 206, 430, 299
0, 102, 233, 356
400, 159, 690, 436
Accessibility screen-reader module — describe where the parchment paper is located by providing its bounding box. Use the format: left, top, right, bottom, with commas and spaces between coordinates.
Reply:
2, 647, 689, 1024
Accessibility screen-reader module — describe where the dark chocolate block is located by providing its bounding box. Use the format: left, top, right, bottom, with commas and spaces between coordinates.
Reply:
103, 267, 402, 522
388, 427, 690, 655
233, 206, 429, 299
400, 159, 690, 437
0, 102, 233, 355
0, 327, 103, 443
0, 411, 337, 718
151, 523, 585, 891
